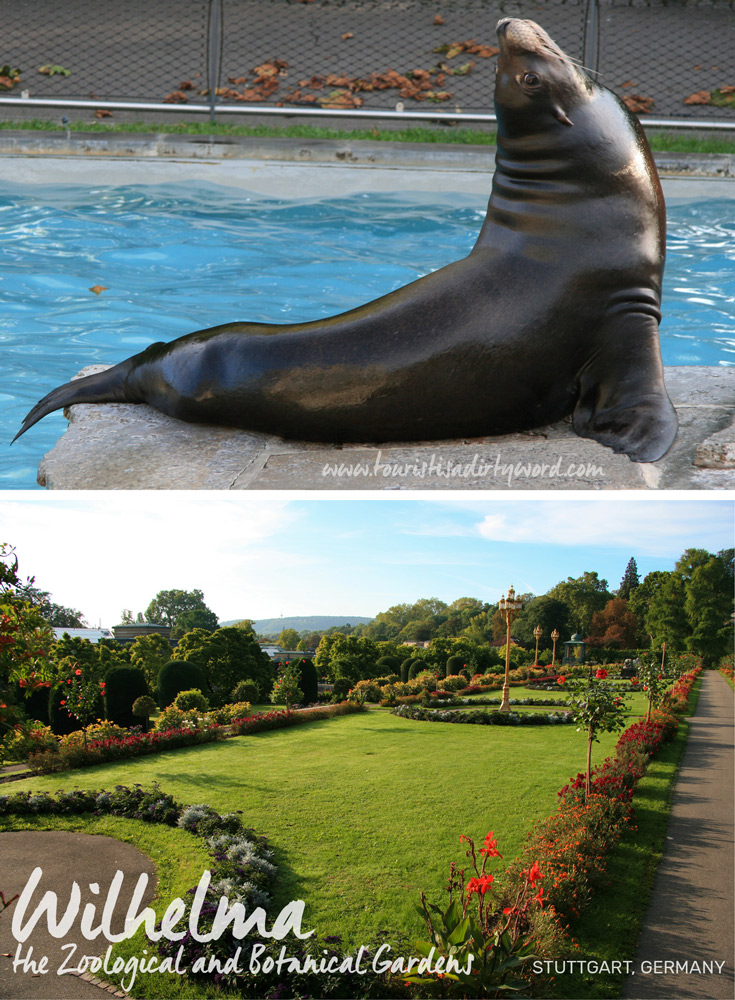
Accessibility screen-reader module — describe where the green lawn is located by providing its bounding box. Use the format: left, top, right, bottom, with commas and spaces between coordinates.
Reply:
0, 702, 646, 950
2, 118, 735, 155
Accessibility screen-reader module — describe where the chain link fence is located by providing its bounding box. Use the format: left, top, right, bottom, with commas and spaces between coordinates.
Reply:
1, 0, 734, 127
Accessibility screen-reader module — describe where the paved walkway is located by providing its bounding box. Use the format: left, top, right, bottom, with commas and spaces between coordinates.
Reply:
623, 671, 735, 999
0, 831, 155, 999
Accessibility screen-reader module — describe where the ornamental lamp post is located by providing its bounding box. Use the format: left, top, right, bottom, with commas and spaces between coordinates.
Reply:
551, 628, 560, 668
533, 624, 543, 666
499, 585, 523, 712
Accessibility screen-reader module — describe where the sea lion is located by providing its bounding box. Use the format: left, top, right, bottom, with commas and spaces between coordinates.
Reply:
14, 18, 677, 463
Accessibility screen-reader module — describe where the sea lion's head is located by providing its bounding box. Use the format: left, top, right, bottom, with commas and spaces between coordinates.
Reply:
494, 18, 593, 134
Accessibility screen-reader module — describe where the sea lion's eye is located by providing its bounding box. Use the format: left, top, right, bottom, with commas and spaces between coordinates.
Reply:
522, 72, 541, 88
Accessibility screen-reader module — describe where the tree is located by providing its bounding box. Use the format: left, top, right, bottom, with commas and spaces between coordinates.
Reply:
548, 573, 611, 635
14, 584, 86, 628
0, 544, 55, 753
128, 633, 172, 690
511, 596, 573, 651
644, 573, 688, 650
587, 598, 639, 649
145, 589, 218, 630
617, 557, 640, 600
314, 634, 380, 682
172, 624, 273, 704
277, 628, 301, 650
170, 607, 219, 642
684, 551, 734, 664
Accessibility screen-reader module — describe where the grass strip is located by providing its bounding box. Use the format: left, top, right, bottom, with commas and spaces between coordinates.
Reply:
1, 118, 735, 154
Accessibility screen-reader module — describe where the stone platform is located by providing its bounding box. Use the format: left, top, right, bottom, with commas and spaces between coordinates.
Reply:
35, 366, 735, 490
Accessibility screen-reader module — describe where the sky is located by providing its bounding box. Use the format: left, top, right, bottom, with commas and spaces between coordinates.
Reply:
0, 494, 732, 628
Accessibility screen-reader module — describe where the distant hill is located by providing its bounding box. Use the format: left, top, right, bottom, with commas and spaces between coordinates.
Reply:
219, 615, 374, 636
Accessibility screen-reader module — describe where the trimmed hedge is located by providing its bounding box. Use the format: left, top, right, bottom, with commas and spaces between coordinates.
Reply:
157, 659, 209, 708
104, 666, 148, 728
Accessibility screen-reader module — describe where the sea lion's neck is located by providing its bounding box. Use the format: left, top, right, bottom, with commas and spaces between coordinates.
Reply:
474, 92, 662, 248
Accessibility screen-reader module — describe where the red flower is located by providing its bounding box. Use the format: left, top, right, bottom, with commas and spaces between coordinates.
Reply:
533, 886, 544, 905
556, 675, 566, 685
631, 678, 639, 685
595, 668, 608, 679
60, 700, 66, 706
466, 874, 494, 897
479, 831, 503, 859
524, 861, 543, 886
75, 668, 82, 676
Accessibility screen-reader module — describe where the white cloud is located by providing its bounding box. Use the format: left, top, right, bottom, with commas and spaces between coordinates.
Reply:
473, 499, 733, 556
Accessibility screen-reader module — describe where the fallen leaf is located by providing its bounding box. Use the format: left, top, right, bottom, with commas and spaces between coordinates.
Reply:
89, 285, 107, 295
620, 80, 636, 89
341, 32, 354, 40
683, 90, 711, 105
163, 91, 189, 103
38, 64, 71, 77
622, 93, 654, 113
178, 81, 194, 90
433, 14, 444, 25
94, 109, 112, 118
719, 84, 735, 94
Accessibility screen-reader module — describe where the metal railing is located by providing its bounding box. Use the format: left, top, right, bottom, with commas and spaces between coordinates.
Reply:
1, 0, 733, 129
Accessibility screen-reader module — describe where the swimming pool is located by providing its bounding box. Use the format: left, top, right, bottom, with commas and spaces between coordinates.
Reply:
2, 181, 734, 489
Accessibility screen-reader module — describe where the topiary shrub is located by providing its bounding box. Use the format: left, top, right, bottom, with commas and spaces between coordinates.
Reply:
408, 659, 425, 681
446, 656, 466, 676
294, 658, 318, 705
377, 655, 400, 673
231, 678, 260, 704
173, 689, 210, 713
104, 666, 149, 729
157, 660, 209, 708
132, 695, 158, 731
400, 658, 412, 684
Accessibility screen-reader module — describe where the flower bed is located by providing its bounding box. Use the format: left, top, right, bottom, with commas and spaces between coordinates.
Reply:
718, 664, 734, 688
230, 700, 364, 735
28, 724, 228, 774
390, 704, 574, 726
25, 702, 366, 775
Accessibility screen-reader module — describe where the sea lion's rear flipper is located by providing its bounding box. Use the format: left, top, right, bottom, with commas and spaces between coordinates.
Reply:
12, 359, 137, 443
572, 313, 678, 463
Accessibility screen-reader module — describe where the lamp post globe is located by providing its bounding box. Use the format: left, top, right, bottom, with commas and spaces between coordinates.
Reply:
499, 585, 523, 712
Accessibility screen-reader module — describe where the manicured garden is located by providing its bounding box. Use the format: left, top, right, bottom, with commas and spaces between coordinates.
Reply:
0, 667, 704, 999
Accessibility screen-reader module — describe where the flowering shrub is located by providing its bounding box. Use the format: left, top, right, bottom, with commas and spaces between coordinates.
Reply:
659, 668, 702, 714
391, 704, 574, 726
3, 721, 58, 761
60, 720, 128, 750
347, 679, 382, 703
718, 662, 734, 688
28, 724, 226, 774
510, 794, 634, 921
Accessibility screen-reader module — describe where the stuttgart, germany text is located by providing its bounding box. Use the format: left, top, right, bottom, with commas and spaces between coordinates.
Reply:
322, 451, 605, 485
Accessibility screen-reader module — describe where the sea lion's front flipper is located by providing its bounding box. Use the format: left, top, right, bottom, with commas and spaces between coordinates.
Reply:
572, 312, 678, 463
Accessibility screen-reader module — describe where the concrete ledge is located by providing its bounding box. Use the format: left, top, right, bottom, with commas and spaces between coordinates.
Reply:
0, 131, 734, 177
36, 366, 735, 490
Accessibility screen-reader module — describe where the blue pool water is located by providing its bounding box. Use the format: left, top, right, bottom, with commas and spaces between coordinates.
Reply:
1, 182, 734, 489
